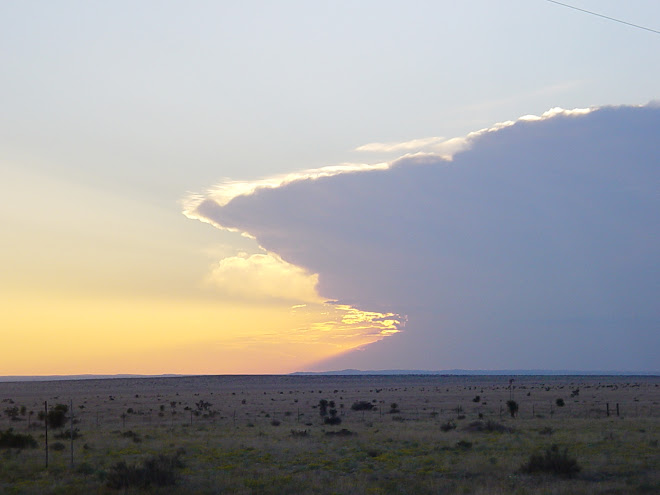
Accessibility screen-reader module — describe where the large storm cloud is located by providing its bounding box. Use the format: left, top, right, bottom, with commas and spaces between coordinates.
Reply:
189, 104, 659, 371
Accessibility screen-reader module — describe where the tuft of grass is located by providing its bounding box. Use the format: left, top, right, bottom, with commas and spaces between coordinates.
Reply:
519, 444, 581, 478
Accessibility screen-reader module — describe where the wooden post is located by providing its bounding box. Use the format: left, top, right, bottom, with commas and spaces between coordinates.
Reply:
606, 403, 610, 417
70, 399, 74, 469
190, 410, 193, 426
616, 403, 620, 417
44, 401, 48, 469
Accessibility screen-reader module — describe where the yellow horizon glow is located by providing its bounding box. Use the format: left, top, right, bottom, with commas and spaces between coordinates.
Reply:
1, 291, 400, 376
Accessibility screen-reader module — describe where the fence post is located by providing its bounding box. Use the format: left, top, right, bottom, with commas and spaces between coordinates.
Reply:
70, 399, 74, 469
44, 401, 48, 469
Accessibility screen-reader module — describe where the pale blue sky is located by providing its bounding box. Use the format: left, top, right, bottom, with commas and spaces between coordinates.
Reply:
1, 1, 658, 373
3, 1, 659, 195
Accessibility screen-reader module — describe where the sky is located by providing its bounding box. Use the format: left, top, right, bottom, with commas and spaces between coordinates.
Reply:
1, 1, 658, 375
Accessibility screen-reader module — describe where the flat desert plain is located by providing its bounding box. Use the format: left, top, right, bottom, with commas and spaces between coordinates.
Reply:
0, 374, 658, 494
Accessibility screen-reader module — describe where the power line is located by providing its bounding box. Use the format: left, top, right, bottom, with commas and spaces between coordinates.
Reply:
545, 0, 660, 35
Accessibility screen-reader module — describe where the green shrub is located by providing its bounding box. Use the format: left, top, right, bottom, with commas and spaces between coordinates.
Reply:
351, 401, 374, 411
325, 429, 353, 437
556, 398, 565, 407
107, 452, 184, 489
506, 400, 519, 418
465, 420, 512, 433
0, 429, 37, 449
55, 428, 82, 440
440, 420, 456, 432
520, 444, 580, 477
38, 404, 68, 428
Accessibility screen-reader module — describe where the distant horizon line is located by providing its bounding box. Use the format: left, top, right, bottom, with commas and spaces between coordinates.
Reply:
0, 368, 658, 383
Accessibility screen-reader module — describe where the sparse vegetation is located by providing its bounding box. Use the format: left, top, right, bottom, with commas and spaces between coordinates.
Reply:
0, 375, 656, 494
520, 444, 581, 477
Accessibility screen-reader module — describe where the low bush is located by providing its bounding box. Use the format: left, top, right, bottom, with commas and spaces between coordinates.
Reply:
351, 401, 374, 411
464, 420, 512, 433
0, 429, 37, 449
38, 404, 68, 428
107, 452, 184, 489
325, 429, 354, 437
55, 428, 82, 440
119, 430, 141, 443
440, 420, 456, 432
519, 444, 580, 478
506, 400, 519, 418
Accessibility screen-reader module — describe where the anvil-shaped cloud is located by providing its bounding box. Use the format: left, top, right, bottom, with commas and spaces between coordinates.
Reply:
186, 104, 659, 372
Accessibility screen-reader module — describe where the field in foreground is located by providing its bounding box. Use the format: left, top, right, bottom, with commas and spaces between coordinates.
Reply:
0, 374, 657, 494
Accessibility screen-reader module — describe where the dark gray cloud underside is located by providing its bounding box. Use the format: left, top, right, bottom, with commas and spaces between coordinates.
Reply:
198, 105, 659, 371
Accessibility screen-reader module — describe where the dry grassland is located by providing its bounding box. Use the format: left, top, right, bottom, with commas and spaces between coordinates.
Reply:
0, 374, 658, 494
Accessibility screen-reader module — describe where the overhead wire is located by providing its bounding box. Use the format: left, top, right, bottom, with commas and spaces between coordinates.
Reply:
544, 0, 660, 35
